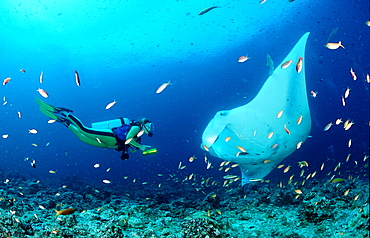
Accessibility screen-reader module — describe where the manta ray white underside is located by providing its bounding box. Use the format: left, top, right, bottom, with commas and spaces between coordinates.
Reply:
201, 32, 312, 185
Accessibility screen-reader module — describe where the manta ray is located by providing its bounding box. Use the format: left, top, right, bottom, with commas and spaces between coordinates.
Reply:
201, 32, 311, 185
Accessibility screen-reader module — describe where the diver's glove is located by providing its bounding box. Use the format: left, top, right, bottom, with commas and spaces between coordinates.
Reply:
139, 145, 151, 151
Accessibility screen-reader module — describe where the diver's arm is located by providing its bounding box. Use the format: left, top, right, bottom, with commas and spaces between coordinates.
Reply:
126, 126, 149, 150
126, 126, 140, 140
126, 126, 142, 149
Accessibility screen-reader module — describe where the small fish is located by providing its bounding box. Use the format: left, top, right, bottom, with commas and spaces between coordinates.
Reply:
95, 137, 102, 143
260, 0, 267, 4
267, 132, 274, 139
94, 163, 100, 168
324, 122, 333, 131
189, 155, 196, 162
310, 90, 317, 98
203, 144, 209, 151
366, 74, 370, 83
346, 154, 351, 162
295, 189, 303, 194
343, 189, 350, 196
206, 162, 212, 169
270, 143, 278, 149
283, 166, 291, 173
2, 77, 11, 85
125, 138, 133, 144
281, 60, 293, 69
225, 137, 231, 142
2, 134, 9, 139
237, 146, 247, 153
331, 178, 345, 183
348, 139, 352, 148
48, 119, 56, 124
366, 21, 370, 26
30, 160, 36, 168
344, 87, 350, 98
335, 118, 342, 125
284, 124, 291, 135
18, 111, 22, 118
344, 120, 354, 130
277, 164, 284, 169
29, 129, 38, 134
320, 163, 325, 170
350, 68, 357, 81
298, 161, 309, 168
49, 170, 56, 174
263, 160, 270, 163
249, 178, 263, 182
296, 56, 303, 73
198, 6, 219, 15
20, 69, 26, 73
102, 180, 111, 184
74, 70, 80, 86
276, 110, 283, 118
39, 205, 45, 210
136, 130, 145, 137
188, 173, 194, 180
39, 71, 44, 83
231, 163, 239, 168
296, 141, 302, 149
238, 55, 250, 63
325, 41, 345, 50
105, 100, 116, 110
297, 115, 303, 125
54, 208, 75, 216
37, 88, 49, 98
178, 162, 182, 169
156, 81, 171, 94
223, 175, 238, 179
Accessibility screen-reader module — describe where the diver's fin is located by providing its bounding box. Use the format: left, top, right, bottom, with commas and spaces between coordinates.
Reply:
39, 107, 59, 120
35, 98, 73, 114
39, 106, 70, 124
35, 98, 72, 125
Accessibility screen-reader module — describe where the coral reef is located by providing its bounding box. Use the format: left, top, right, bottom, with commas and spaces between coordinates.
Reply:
0, 171, 368, 237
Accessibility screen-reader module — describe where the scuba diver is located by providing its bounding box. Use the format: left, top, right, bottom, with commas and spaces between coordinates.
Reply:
35, 98, 156, 160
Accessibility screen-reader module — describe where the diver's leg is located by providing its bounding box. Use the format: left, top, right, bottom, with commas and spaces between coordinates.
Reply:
65, 114, 118, 148
68, 125, 113, 148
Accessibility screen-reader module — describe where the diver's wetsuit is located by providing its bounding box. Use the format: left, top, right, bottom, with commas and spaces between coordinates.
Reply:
64, 114, 143, 160
35, 98, 148, 160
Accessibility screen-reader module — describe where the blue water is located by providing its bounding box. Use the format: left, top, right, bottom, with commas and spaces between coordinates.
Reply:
0, 0, 368, 187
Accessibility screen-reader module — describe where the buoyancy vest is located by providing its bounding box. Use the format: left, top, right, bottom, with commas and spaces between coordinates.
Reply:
112, 124, 131, 140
